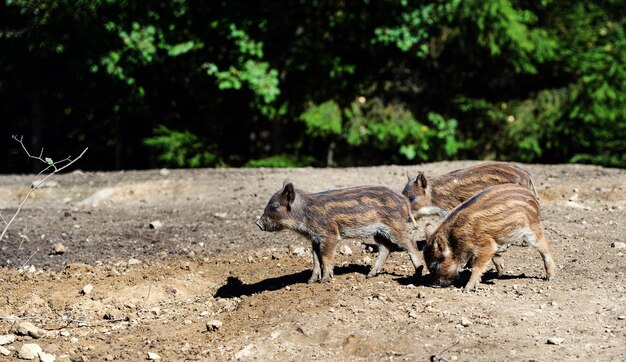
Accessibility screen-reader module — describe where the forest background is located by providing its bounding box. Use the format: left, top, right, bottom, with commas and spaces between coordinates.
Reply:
1, 0, 625, 172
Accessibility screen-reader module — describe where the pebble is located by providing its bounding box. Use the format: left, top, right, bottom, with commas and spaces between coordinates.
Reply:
18, 343, 42, 360
159, 168, 170, 176
0, 334, 16, 345
147, 352, 161, 360
206, 320, 223, 332
81, 284, 93, 295
610, 242, 626, 249
408, 310, 419, 319
60, 330, 70, 337
214, 212, 227, 219
270, 331, 282, 340
149, 220, 163, 229
15, 322, 46, 339
0, 346, 11, 356
618, 315, 625, 320
288, 245, 307, 257
38, 351, 56, 362
339, 244, 353, 256
31, 180, 58, 188
234, 344, 254, 360
52, 243, 66, 255
547, 337, 564, 345
128, 258, 142, 266
461, 317, 472, 327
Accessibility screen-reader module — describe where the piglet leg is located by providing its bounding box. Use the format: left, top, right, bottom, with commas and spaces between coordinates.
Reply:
308, 242, 322, 284
319, 237, 338, 283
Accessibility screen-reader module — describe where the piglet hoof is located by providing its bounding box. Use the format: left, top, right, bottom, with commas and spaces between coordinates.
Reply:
413, 265, 424, 277
307, 274, 320, 284
320, 276, 332, 283
463, 284, 478, 293
366, 271, 377, 279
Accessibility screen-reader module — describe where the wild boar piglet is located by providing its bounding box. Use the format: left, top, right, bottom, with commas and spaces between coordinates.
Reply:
256, 179, 423, 283
420, 184, 556, 292
402, 162, 538, 218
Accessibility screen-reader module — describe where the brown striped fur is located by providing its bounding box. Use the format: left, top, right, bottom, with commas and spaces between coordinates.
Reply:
256, 179, 423, 283
402, 162, 538, 217
419, 184, 556, 292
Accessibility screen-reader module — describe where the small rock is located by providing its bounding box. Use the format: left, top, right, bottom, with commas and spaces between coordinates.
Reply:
147, 352, 161, 360
59, 330, 70, 337
461, 317, 472, 327
206, 320, 222, 332
15, 322, 46, 339
547, 337, 564, 345
27, 265, 36, 273
148, 220, 162, 229
38, 351, 56, 362
611, 242, 626, 249
81, 284, 93, 295
31, 180, 58, 188
214, 212, 227, 219
159, 168, 170, 176
52, 243, 66, 255
408, 310, 419, 319
183, 319, 192, 325
0, 334, 16, 345
56, 354, 71, 362
234, 344, 254, 360
128, 258, 141, 266
270, 331, 282, 340
18, 343, 42, 359
617, 315, 625, 320
339, 245, 353, 256
288, 245, 307, 257
0, 346, 10, 356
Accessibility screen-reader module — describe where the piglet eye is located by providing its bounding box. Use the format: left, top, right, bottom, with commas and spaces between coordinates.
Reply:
409, 195, 417, 203
270, 203, 280, 211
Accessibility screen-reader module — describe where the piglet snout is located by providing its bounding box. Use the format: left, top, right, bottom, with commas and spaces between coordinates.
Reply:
255, 219, 265, 231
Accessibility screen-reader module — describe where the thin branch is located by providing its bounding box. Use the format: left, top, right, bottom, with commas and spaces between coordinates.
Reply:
0, 211, 6, 225
20, 249, 38, 269
0, 136, 88, 243
430, 340, 460, 362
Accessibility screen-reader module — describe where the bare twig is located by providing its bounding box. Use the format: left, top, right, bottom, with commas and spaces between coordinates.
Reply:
430, 340, 460, 362
0, 136, 87, 243
20, 249, 39, 269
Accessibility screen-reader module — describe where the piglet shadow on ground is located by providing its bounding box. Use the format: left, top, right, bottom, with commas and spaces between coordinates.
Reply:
395, 269, 542, 289
214, 264, 371, 299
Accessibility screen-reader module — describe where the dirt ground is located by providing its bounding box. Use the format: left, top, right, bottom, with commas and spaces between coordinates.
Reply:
0, 161, 624, 361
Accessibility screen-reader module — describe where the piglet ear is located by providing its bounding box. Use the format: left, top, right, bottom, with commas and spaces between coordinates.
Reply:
435, 237, 448, 254
282, 181, 296, 205
282, 178, 292, 188
424, 222, 436, 239
405, 171, 412, 181
416, 173, 428, 188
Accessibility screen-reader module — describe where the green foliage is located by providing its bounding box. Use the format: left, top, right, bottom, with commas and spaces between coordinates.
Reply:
299, 101, 343, 137
300, 98, 461, 162
2, 0, 626, 170
457, 0, 558, 73
143, 125, 217, 168
244, 155, 316, 168
205, 25, 280, 105
374, 0, 460, 56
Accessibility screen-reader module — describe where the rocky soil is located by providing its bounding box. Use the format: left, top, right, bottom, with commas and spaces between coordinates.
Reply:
0, 161, 625, 361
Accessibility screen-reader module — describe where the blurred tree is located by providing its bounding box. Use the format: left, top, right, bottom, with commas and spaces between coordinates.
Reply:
1, 0, 625, 171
